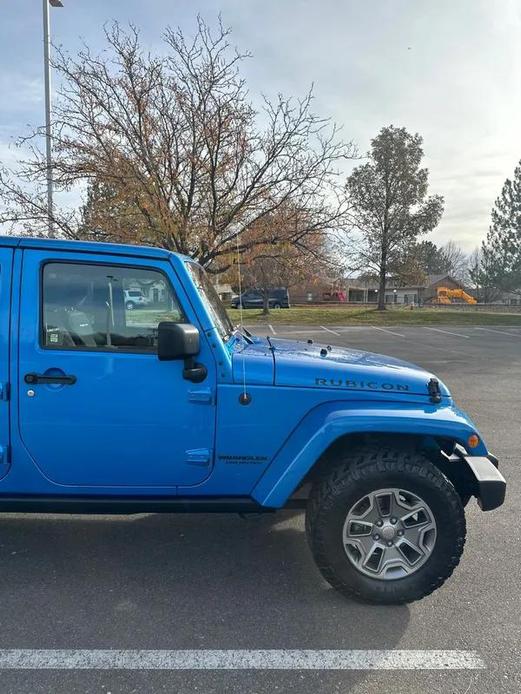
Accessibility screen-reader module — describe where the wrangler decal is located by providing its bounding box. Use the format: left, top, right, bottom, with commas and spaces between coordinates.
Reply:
218, 455, 269, 464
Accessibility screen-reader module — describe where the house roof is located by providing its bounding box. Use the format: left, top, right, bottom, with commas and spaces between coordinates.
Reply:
426, 273, 465, 287
386, 275, 466, 291
426, 274, 449, 285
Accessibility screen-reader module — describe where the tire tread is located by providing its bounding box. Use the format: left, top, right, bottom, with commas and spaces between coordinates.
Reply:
306, 445, 466, 604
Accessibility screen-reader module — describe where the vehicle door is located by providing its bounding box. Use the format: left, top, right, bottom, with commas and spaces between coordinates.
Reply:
0, 247, 13, 481
17, 250, 216, 488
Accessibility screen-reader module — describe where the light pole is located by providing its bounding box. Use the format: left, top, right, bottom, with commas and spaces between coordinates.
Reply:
42, 0, 63, 238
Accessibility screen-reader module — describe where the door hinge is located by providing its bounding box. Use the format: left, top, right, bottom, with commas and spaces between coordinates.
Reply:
0, 383, 10, 401
188, 388, 213, 404
185, 448, 212, 466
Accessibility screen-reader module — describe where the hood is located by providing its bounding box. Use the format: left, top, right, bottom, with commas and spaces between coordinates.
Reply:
231, 334, 274, 385
231, 335, 450, 401
270, 338, 451, 399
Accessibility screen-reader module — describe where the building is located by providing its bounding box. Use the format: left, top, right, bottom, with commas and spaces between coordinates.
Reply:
293, 274, 474, 305
213, 283, 235, 303
493, 290, 520, 306
347, 274, 475, 305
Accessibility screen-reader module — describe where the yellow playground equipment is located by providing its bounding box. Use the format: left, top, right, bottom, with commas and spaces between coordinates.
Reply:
434, 287, 477, 305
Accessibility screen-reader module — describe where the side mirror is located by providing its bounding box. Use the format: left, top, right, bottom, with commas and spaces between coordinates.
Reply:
157, 322, 200, 361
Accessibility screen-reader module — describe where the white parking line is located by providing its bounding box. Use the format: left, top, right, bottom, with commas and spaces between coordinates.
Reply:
275, 329, 324, 335
371, 326, 405, 338
423, 327, 470, 339
474, 327, 520, 336
0, 649, 486, 670
268, 324, 276, 335
334, 326, 374, 331
320, 325, 341, 336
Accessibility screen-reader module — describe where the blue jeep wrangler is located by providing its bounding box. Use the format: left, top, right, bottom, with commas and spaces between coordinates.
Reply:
0, 236, 506, 604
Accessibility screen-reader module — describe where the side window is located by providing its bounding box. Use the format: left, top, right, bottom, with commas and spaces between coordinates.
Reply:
42, 262, 184, 352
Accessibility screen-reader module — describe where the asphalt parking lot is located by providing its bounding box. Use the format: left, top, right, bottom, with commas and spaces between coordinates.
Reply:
0, 325, 519, 693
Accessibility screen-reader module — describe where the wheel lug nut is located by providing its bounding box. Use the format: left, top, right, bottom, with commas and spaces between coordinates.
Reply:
373, 534, 380, 540
376, 520, 383, 527
390, 517, 397, 525
387, 541, 393, 547
397, 530, 404, 536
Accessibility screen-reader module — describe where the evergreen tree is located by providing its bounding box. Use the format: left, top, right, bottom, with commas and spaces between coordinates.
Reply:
482, 162, 521, 294
468, 248, 501, 303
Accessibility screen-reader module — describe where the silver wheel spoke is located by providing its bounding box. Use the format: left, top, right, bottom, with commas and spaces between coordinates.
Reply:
343, 487, 437, 581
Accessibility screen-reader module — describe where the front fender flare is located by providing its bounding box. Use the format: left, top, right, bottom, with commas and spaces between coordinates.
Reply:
251, 400, 487, 508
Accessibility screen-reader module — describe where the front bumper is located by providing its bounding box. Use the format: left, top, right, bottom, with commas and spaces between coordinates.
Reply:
455, 449, 506, 511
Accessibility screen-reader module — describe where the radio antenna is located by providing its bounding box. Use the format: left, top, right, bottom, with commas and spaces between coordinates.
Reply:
235, 233, 247, 399
235, 233, 245, 331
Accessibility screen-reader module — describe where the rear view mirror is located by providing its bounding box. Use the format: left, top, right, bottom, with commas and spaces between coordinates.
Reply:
157, 322, 200, 361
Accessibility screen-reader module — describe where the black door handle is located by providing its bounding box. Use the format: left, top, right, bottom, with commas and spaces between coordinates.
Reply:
24, 372, 77, 385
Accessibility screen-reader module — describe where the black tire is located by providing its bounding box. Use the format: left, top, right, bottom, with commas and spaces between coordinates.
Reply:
272, 302, 282, 309
126, 301, 135, 310
306, 446, 466, 605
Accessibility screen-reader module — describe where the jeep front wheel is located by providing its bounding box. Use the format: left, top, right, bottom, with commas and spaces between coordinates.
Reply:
306, 447, 466, 604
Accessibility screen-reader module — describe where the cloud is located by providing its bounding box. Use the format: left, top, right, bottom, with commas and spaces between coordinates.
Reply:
0, 139, 24, 170
1, 0, 521, 252
0, 75, 43, 120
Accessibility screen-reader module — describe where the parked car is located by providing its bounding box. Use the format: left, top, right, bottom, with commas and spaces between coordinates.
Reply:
123, 289, 151, 310
0, 236, 506, 605
231, 288, 290, 309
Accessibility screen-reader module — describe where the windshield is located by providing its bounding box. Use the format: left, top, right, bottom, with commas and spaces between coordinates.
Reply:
185, 262, 234, 341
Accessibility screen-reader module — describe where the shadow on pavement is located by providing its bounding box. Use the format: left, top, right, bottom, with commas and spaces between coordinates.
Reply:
0, 509, 410, 692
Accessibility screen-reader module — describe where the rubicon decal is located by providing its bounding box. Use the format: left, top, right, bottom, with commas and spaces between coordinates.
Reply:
315, 377, 410, 392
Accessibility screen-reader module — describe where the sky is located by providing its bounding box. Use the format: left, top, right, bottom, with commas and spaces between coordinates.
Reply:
1, 0, 520, 251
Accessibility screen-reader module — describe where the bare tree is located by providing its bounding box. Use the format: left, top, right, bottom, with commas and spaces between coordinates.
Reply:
0, 18, 355, 273
440, 240, 468, 281
230, 204, 331, 314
